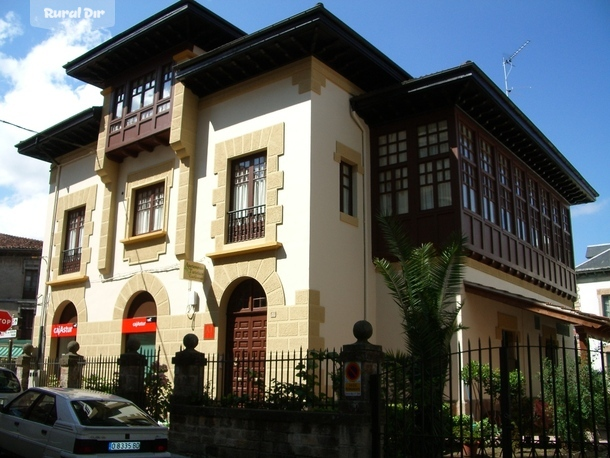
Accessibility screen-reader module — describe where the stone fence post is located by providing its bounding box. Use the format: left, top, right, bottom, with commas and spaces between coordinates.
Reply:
14, 343, 34, 390
340, 320, 384, 457
171, 333, 207, 404
59, 341, 85, 388
117, 338, 147, 409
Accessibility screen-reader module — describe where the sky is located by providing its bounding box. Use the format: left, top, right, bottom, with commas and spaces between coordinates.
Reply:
0, 0, 608, 264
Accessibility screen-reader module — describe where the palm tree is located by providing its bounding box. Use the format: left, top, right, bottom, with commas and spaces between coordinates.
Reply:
374, 216, 466, 457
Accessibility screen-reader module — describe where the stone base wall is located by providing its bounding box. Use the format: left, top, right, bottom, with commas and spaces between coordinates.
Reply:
169, 405, 372, 458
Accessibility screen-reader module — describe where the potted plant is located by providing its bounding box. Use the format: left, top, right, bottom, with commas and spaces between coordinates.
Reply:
453, 414, 497, 456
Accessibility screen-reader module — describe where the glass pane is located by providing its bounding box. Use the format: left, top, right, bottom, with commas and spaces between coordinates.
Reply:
420, 185, 434, 210
396, 190, 408, 214
438, 182, 452, 207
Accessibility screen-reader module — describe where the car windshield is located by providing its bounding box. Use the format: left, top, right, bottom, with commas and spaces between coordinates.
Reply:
71, 399, 158, 427
0, 370, 20, 393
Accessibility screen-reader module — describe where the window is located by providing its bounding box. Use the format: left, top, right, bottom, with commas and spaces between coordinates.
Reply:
228, 153, 266, 243
417, 121, 451, 211
158, 64, 173, 114
480, 140, 496, 223
551, 199, 564, 262
458, 123, 477, 212
378, 130, 408, 215
419, 158, 451, 210
528, 178, 541, 248
562, 207, 572, 265
498, 154, 513, 232
417, 120, 449, 158
112, 86, 125, 120
22, 268, 38, 300
340, 161, 355, 216
160, 64, 173, 100
514, 168, 528, 241
133, 183, 164, 236
62, 207, 85, 274
541, 190, 552, 255
602, 295, 610, 318
130, 71, 155, 113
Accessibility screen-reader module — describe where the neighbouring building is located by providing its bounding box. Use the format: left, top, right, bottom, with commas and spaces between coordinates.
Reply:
16, 1, 606, 392
576, 244, 610, 369
0, 234, 42, 358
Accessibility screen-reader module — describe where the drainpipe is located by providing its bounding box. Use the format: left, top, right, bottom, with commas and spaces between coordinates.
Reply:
350, 107, 368, 321
37, 156, 61, 369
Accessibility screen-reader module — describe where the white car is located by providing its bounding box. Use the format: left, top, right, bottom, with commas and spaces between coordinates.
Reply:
0, 387, 170, 457
0, 367, 21, 406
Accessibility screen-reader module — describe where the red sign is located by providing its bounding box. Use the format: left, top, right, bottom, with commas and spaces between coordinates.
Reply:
51, 323, 78, 338
122, 316, 157, 334
203, 323, 215, 340
0, 310, 12, 332
345, 362, 361, 381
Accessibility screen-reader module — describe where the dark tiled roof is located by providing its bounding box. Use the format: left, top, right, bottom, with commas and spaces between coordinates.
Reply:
64, 0, 246, 88
585, 244, 610, 260
576, 244, 610, 272
351, 62, 598, 205
175, 3, 411, 97
0, 234, 43, 251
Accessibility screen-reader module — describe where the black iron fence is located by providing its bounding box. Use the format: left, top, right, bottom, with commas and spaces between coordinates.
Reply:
382, 337, 610, 457
202, 348, 341, 410
6, 338, 610, 457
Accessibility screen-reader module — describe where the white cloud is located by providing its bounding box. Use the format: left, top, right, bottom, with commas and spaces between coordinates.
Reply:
0, 11, 22, 46
0, 192, 48, 241
571, 198, 608, 217
0, 17, 109, 240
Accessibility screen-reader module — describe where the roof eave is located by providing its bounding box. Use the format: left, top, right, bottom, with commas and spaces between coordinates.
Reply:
175, 4, 410, 96
64, 0, 246, 87
351, 62, 598, 205
16, 106, 102, 163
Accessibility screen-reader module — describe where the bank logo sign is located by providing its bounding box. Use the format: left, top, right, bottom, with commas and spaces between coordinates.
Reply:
31, 0, 115, 29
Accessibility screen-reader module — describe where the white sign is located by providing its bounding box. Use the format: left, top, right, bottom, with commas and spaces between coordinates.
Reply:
0, 329, 17, 339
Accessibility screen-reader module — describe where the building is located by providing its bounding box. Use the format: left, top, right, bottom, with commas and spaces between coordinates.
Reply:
0, 234, 42, 357
576, 244, 610, 368
16, 1, 606, 387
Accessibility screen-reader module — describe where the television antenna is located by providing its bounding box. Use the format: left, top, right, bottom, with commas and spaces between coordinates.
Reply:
503, 40, 530, 96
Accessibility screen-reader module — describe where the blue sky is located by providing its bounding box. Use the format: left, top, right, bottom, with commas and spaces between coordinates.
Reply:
0, 0, 607, 264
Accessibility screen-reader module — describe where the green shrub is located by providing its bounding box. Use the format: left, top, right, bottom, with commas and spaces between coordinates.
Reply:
539, 357, 608, 444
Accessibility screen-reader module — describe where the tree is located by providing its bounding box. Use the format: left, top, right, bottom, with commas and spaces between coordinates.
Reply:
374, 216, 466, 457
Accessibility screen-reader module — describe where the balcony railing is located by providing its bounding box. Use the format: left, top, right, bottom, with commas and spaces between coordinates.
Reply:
106, 98, 171, 161
61, 247, 82, 274
227, 205, 265, 243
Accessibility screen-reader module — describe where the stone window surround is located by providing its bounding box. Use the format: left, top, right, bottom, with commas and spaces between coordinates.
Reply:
48, 186, 97, 287
334, 141, 363, 227
120, 160, 174, 264
209, 123, 284, 259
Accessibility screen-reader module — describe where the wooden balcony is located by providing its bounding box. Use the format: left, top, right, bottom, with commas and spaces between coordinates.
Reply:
105, 98, 171, 162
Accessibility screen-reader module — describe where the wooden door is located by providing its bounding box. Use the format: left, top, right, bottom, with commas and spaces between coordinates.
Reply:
225, 280, 267, 399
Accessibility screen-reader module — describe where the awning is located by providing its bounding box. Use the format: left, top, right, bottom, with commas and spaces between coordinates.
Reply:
464, 281, 610, 341
0, 340, 31, 359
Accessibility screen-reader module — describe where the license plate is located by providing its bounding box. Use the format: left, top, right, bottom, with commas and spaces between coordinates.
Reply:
108, 441, 141, 451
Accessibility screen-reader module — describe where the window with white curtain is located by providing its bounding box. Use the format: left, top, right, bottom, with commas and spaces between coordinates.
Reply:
228, 153, 266, 243
134, 182, 165, 236
62, 207, 85, 274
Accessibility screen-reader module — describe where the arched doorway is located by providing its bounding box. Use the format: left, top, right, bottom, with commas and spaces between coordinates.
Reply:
224, 279, 267, 398
122, 292, 157, 358
52, 302, 78, 359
